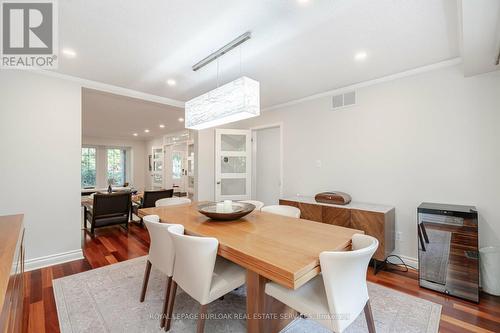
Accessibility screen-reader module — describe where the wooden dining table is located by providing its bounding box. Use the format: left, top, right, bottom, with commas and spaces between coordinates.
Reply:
138, 202, 363, 333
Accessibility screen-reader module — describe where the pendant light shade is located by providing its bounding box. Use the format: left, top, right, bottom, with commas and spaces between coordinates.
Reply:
185, 76, 260, 130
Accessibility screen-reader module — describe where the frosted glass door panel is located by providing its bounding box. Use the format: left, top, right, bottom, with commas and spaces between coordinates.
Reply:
221, 156, 246, 173
221, 134, 246, 152
221, 178, 246, 196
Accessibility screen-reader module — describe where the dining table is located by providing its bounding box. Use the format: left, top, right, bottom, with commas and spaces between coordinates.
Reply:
138, 202, 363, 333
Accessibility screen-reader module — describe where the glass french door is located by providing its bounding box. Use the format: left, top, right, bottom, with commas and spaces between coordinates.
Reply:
215, 129, 252, 201
151, 146, 164, 189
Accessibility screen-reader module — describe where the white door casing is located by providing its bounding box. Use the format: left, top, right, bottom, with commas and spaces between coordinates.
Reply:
253, 126, 282, 205
215, 129, 252, 201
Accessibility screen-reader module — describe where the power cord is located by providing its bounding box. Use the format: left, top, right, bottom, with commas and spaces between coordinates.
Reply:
383, 254, 417, 272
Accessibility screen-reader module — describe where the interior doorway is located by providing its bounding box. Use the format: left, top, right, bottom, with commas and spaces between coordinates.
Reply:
161, 131, 195, 198
251, 124, 282, 205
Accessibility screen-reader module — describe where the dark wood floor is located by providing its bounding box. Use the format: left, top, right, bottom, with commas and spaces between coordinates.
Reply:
23, 223, 500, 333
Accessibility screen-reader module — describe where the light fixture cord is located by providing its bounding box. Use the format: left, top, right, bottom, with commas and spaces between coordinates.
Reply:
216, 58, 220, 88
239, 43, 243, 76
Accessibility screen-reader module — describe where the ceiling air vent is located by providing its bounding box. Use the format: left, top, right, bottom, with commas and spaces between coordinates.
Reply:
332, 91, 356, 109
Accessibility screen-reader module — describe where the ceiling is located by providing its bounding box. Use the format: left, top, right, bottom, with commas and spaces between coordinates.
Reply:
460, 0, 500, 76
57, 0, 463, 108
82, 88, 184, 141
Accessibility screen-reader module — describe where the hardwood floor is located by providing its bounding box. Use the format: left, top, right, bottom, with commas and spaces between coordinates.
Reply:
23, 223, 500, 333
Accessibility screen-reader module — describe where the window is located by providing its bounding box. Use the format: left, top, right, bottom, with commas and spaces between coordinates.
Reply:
81, 147, 96, 188
107, 148, 126, 186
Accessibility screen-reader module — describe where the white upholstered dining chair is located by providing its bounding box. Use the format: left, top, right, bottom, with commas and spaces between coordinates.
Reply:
140, 215, 184, 329
166, 226, 246, 333
238, 200, 265, 210
265, 234, 379, 333
261, 204, 301, 218
155, 197, 191, 207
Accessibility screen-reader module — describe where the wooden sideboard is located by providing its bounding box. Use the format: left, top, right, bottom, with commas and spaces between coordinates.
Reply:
0, 215, 25, 333
279, 196, 395, 262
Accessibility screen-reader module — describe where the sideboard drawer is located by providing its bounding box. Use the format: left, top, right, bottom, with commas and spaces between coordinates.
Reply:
322, 206, 351, 227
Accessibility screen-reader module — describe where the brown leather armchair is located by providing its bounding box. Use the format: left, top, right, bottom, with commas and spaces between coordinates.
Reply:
132, 189, 174, 223
84, 192, 131, 234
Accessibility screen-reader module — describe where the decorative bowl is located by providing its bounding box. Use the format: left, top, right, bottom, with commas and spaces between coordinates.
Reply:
197, 202, 255, 221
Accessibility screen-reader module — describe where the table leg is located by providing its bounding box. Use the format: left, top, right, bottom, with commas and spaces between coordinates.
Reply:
246, 270, 267, 333
246, 270, 298, 333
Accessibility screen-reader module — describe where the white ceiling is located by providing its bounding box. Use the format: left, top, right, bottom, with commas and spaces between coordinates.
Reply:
460, 0, 500, 76
58, 0, 462, 108
82, 88, 184, 141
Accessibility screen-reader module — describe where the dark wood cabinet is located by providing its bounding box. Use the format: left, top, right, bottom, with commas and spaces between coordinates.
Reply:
280, 196, 395, 262
0, 215, 25, 333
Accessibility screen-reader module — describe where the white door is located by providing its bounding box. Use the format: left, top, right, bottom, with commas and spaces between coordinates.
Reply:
215, 129, 252, 201
172, 148, 187, 193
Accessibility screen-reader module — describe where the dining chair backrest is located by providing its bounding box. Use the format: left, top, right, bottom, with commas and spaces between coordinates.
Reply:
92, 192, 131, 217
156, 197, 192, 207
143, 215, 184, 277
319, 234, 378, 333
168, 227, 218, 305
239, 200, 265, 210
261, 205, 301, 218
142, 189, 174, 208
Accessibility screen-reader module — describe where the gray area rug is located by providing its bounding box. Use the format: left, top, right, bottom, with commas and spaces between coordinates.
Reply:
419, 229, 451, 284
53, 256, 441, 333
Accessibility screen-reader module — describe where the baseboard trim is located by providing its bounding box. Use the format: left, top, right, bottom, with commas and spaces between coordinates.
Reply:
25, 249, 84, 272
386, 254, 418, 269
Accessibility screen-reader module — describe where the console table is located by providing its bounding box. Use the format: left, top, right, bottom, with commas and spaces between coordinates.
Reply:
279, 196, 395, 266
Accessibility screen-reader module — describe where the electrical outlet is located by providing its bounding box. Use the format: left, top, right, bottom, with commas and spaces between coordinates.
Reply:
395, 232, 402, 241
315, 160, 322, 168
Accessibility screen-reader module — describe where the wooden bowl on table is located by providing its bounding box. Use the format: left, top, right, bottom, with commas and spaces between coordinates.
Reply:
197, 202, 255, 221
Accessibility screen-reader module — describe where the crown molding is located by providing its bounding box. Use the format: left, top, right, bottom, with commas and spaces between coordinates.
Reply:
29, 69, 185, 108
27, 57, 462, 111
263, 57, 462, 112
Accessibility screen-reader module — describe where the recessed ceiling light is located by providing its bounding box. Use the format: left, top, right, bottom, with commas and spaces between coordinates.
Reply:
62, 48, 77, 58
297, 0, 310, 5
167, 79, 177, 86
144, 129, 150, 133
354, 51, 368, 61
133, 133, 138, 137
159, 124, 165, 128
178, 117, 184, 122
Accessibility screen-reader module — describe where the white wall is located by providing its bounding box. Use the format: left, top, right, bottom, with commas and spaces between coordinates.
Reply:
195, 65, 500, 260
194, 130, 215, 201
0, 71, 82, 263
253, 126, 281, 205
82, 136, 147, 190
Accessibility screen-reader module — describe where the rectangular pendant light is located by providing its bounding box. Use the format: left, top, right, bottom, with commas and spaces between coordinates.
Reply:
185, 76, 260, 130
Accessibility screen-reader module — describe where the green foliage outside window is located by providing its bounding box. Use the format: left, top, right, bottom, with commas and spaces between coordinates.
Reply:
81, 147, 96, 188
107, 148, 126, 186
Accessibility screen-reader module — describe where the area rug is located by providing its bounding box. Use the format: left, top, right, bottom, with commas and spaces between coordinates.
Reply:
419, 229, 451, 285
53, 256, 441, 333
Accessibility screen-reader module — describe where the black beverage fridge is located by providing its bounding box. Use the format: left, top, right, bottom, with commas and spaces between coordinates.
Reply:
417, 203, 479, 302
